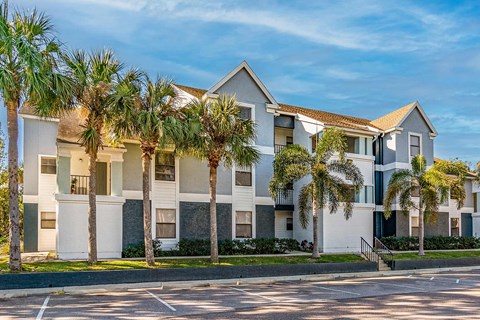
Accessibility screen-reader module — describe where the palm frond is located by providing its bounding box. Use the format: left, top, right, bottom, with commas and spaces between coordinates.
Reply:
298, 182, 314, 229
315, 127, 347, 163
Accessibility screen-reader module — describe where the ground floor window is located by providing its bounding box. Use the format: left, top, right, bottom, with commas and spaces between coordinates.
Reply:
451, 218, 460, 237
41, 212, 56, 229
411, 216, 419, 237
236, 211, 252, 238
286, 217, 293, 231
156, 209, 176, 238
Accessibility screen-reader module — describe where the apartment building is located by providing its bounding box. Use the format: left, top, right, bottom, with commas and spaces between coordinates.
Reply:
20, 61, 480, 259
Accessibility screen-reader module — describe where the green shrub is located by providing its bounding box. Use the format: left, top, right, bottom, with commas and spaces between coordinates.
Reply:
122, 239, 163, 258
122, 238, 300, 257
380, 236, 480, 251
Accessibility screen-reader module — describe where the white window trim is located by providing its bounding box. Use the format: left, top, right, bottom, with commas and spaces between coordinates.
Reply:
151, 156, 180, 242
410, 215, 419, 237
237, 101, 256, 122
39, 154, 57, 176
234, 210, 254, 239
408, 132, 422, 160
232, 162, 256, 239
154, 208, 177, 239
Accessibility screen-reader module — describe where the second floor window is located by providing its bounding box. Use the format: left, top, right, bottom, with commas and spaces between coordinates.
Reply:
235, 166, 252, 186
410, 135, 421, 157
155, 152, 175, 181
311, 134, 317, 153
239, 107, 251, 120
41, 157, 56, 174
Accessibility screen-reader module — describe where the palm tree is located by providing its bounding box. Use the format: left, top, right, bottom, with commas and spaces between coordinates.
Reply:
185, 95, 260, 263
383, 155, 466, 256
112, 75, 183, 266
59, 49, 126, 264
0, 1, 72, 271
270, 127, 364, 258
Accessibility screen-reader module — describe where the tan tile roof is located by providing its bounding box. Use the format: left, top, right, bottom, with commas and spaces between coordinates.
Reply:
174, 85, 379, 133
370, 102, 416, 130
279, 103, 379, 132
174, 84, 207, 99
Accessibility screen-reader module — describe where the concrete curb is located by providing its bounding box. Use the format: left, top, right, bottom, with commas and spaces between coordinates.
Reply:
2, 265, 480, 299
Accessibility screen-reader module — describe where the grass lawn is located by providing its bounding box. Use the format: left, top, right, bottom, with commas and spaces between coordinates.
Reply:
0, 254, 364, 273
394, 250, 480, 260
0, 237, 7, 256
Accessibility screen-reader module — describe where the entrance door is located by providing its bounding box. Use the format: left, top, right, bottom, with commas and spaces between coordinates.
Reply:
461, 213, 473, 238
96, 162, 108, 195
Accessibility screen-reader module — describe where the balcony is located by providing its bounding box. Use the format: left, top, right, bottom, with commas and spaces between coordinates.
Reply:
275, 189, 294, 210
70, 175, 89, 195
274, 144, 287, 154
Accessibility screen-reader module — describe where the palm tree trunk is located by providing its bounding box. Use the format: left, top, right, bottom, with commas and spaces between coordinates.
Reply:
87, 151, 97, 264
209, 165, 219, 263
418, 202, 425, 256
312, 197, 320, 258
142, 153, 155, 266
7, 100, 21, 272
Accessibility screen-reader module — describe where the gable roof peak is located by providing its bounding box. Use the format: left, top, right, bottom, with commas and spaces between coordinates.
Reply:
208, 60, 278, 106
370, 101, 437, 136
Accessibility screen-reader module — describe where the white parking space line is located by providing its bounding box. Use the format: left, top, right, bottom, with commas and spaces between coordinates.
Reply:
146, 290, 176, 312
372, 282, 426, 291
35, 296, 50, 320
309, 285, 361, 296
228, 287, 281, 302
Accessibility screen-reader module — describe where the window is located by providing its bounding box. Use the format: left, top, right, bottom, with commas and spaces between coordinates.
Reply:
239, 107, 251, 120
346, 136, 358, 154
235, 166, 252, 186
41, 212, 56, 229
451, 218, 459, 237
411, 217, 419, 237
41, 157, 56, 174
311, 134, 317, 153
286, 136, 293, 145
236, 211, 252, 238
410, 135, 421, 157
474, 193, 478, 213
156, 209, 176, 238
286, 217, 293, 231
155, 152, 175, 181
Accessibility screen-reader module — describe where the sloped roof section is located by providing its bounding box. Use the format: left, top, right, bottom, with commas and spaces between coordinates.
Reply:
370, 102, 416, 130
174, 84, 207, 99
279, 103, 380, 132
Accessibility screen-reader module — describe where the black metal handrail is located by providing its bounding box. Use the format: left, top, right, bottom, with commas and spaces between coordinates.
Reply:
361, 237, 379, 269
275, 189, 294, 206
274, 144, 286, 154
70, 175, 89, 195
374, 237, 395, 268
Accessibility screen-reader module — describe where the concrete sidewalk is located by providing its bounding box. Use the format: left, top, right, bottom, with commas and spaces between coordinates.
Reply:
2, 265, 480, 299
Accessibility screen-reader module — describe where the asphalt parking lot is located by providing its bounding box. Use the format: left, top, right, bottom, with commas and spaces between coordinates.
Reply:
2, 270, 480, 319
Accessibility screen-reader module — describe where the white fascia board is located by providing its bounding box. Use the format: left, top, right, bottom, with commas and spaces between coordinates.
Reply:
19, 114, 60, 122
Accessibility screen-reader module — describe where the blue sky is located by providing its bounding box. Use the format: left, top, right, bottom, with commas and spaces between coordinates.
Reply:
3, 0, 480, 164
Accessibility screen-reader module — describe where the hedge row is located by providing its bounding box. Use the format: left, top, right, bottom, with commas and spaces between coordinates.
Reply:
380, 236, 480, 251
122, 238, 300, 258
